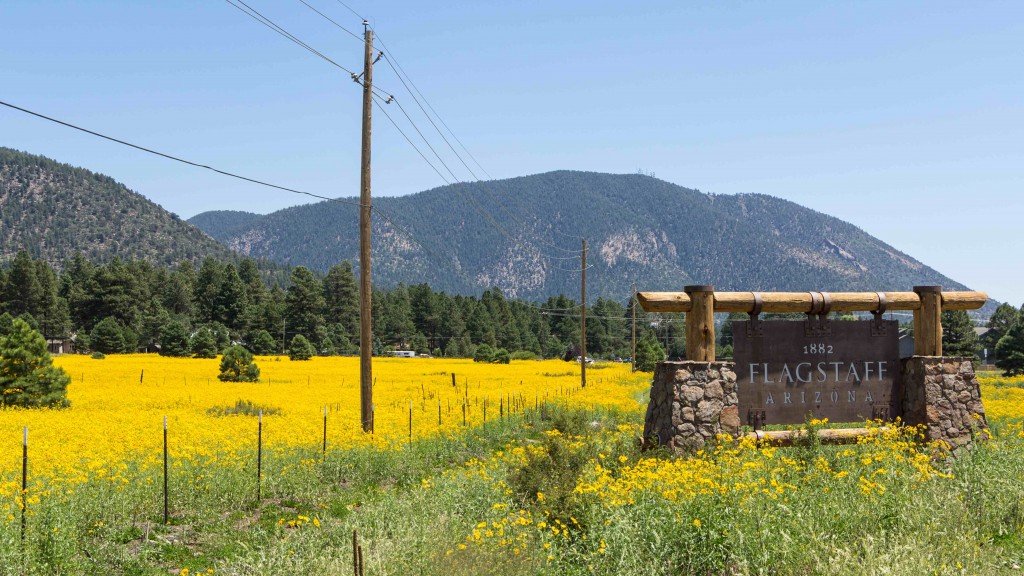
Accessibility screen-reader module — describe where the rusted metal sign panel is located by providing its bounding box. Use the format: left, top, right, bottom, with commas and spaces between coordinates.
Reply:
732, 319, 901, 426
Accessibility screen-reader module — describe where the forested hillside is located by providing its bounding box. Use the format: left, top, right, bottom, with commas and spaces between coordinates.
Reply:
190, 171, 971, 299
0, 147, 236, 266
186, 210, 263, 242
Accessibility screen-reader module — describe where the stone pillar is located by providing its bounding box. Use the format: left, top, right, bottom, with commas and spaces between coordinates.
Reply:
901, 356, 988, 451
643, 361, 739, 451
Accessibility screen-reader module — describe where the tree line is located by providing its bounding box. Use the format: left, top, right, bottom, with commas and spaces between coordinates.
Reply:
0, 251, 675, 365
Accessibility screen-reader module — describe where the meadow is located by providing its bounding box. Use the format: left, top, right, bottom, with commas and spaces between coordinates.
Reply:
1, 356, 1024, 575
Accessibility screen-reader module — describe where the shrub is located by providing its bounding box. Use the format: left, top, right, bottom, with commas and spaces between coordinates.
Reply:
0, 318, 71, 408
90, 352, 105, 360
218, 346, 260, 382
289, 334, 315, 361
511, 350, 537, 361
492, 348, 511, 364
474, 344, 495, 363
206, 399, 279, 417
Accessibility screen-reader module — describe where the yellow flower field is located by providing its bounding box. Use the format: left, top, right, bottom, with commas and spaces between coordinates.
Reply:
0, 355, 648, 492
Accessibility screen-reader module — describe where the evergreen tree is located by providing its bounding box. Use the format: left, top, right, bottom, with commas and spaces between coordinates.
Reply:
218, 346, 260, 382
323, 262, 359, 340
193, 258, 224, 325
190, 327, 219, 359
159, 320, 191, 357
2, 251, 41, 317
215, 264, 248, 334
635, 334, 665, 372
984, 303, 1021, 353
285, 267, 325, 345
249, 329, 278, 355
289, 334, 315, 361
941, 310, 980, 359
34, 259, 70, 340
90, 316, 126, 354
996, 320, 1024, 376
163, 262, 195, 317
0, 318, 71, 407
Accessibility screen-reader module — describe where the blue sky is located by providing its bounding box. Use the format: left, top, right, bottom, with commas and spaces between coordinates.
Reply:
1, 1, 1021, 305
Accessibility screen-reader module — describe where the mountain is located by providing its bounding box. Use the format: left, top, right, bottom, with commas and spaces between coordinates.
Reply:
186, 210, 264, 243
0, 147, 236, 267
188, 170, 973, 300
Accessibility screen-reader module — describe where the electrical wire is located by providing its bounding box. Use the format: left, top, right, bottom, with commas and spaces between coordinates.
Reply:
0, 99, 366, 208
224, 0, 359, 77
0, 97, 481, 289
295, 0, 363, 42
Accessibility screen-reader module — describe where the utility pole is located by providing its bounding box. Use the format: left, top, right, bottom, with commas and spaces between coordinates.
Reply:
580, 239, 587, 389
631, 282, 636, 372
358, 21, 374, 433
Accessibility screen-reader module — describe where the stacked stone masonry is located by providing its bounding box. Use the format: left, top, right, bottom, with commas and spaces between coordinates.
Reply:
902, 356, 988, 451
643, 362, 739, 450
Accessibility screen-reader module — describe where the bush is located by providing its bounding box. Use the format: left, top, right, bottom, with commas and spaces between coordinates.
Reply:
90, 352, 105, 360
492, 348, 511, 364
0, 318, 71, 408
473, 344, 495, 363
511, 350, 537, 361
218, 346, 260, 382
289, 334, 315, 361
206, 399, 280, 417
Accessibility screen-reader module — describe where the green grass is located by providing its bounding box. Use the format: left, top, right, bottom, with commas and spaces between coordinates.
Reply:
3, 403, 1024, 575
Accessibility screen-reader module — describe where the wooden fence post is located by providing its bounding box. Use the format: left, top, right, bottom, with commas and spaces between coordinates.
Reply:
684, 285, 716, 361
913, 286, 943, 356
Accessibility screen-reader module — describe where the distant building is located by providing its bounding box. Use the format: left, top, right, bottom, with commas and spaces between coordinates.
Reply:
46, 338, 74, 355
392, 350, 416, 358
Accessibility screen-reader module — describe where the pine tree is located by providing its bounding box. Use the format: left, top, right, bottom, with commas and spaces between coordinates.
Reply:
190, 327, 219, 359
635, 334, 665, 372
996, 320, 1024, 376
218, 346, 260, 382
0, 318, 71, 408
289, 334, 315, 361
159, 320, 191, 357
984, 303, 1021, 353
285, 267, 325, 346
90, 316, 126, 354
323, 262, 359, 341
249, 329, 278, 355
941, 310, 980, 359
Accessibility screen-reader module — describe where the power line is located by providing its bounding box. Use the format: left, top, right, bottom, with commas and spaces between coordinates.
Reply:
372, 95, 450, 185
286, 4, 579, 257
0, 97, 481, 290
224, 0, 359, 77
378, 49, 578, 253
0, 99, 367, 208
332, 0, 366, 22
373, 32, 491, 180
295, 0, 363, 43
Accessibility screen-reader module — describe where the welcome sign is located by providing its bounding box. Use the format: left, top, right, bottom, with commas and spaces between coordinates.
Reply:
732, 319, 902, 425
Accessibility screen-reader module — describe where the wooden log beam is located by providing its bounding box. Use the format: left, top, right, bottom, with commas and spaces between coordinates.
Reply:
741, 427, 885, 446
637, 290, 987, 314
